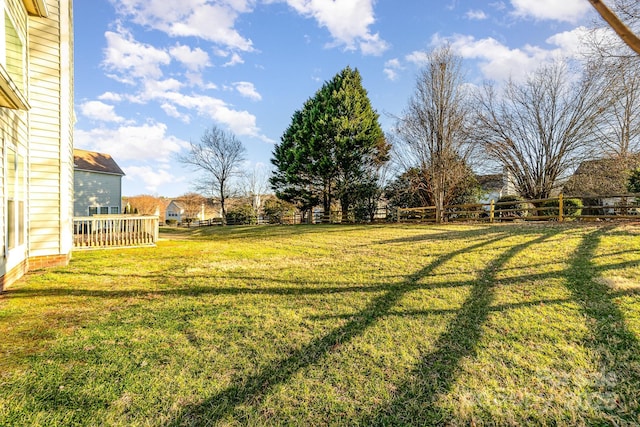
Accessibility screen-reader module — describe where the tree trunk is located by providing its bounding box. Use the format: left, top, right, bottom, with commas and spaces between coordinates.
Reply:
341, 196, 350, 223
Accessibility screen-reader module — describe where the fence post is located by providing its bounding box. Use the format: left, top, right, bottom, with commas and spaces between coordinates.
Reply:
558, 193, 564, 222
489, 200, 495, 223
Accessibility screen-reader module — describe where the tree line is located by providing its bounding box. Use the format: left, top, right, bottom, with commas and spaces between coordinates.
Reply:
177, 3, 640, 224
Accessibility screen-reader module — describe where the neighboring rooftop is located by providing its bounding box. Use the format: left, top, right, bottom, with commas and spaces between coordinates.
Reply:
563, 155, 640, 196
73, 149, 125, 176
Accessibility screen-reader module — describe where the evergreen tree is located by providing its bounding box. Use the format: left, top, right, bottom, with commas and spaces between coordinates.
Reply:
270, 66, 388, 222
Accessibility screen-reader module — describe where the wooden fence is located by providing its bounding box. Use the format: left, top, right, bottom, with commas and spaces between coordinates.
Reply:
398, 194, 640, 223
73, 215, 159, 249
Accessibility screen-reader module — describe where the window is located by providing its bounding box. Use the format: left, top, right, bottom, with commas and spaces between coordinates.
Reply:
110, 206, 119, 214
6, 146, 24, 249
0, 8, 27, 109
100, 207, 108, 215
4, 12, 22, 93
89, 207, 98, 216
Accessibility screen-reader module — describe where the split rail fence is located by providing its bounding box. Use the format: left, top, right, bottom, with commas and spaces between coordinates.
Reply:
397, 194, 640, 223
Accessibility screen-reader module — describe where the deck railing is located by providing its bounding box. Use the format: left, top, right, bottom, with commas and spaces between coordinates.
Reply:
73, 215, 159, 249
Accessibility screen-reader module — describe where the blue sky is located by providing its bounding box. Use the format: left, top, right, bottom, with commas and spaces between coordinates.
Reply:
74, 0, 600, 197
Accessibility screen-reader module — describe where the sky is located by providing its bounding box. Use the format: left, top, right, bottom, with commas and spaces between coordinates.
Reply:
73, 0, 602, 197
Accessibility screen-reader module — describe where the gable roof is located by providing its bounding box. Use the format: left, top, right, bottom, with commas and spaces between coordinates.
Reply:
563, 155, 640, 196
74, 149, 125, 176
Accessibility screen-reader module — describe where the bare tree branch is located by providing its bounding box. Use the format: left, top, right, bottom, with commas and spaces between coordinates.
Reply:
178, 126, 246, 225
589, 0, 640, 55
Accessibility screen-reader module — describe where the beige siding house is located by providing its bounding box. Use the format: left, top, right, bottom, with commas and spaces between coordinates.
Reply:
0, 0, 73, 290
73, 149, 124, 217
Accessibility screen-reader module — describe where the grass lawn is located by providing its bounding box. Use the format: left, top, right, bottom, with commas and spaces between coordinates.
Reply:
2, 222, 640, 426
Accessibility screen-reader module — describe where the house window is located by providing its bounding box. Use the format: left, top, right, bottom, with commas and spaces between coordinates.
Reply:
4, 11, 23, 93
6, 146, 25, 250
110, 206, 119, 214
0, 7, 27, 109
100, 207, 108, 215
89, 207, 98, 216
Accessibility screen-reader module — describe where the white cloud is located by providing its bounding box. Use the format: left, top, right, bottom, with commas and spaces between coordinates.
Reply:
74, 122, 189, 163
383, 58, 402, 81
281, 0, 388, 55
234, 81, 262, 101
405, 51, 429, 66
161, 103, 191, 123
124, 165, 182, 193
428, 30, 590, 83
110, 0, 254, 51
510, 0, 591, 23
103, 29, 171, 83
98, 92, 123, 102
169, 44, 211, 71
445, 34, 554, 81
223, 52, 245, 67
80, 100, 125, 123
466, 9, 488, 20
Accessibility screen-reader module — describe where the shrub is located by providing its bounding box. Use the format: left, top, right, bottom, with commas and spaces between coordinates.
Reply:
540, 198, 583, 219
263, 198, 297, 224
628, 168, 640, 193
226, 204, 258, 225
495, 195, 529, 218
165, 219, 177, 226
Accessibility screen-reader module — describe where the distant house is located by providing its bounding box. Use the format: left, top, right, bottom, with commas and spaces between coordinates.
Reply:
165, 200, 206, 224
73, 149, 125, 216
0, 0, 74, 290
563, 156, 640, 197
165, 200, 186, 224
477, 171, 517, 204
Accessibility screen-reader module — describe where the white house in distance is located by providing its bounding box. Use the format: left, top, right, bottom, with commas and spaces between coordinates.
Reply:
165, 200, 205, 224
73, 149, 125, 217
0, 0, 74, 290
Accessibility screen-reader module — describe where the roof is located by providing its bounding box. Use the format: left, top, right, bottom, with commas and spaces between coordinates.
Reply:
563, 155, 640, 196
477, 174, 504, 191
73, 149, 125, 176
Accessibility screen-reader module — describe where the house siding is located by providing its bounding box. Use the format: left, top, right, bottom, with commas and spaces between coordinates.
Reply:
27, 0, 73, 260
0, 0, 73, 290
73, 170, 123, 217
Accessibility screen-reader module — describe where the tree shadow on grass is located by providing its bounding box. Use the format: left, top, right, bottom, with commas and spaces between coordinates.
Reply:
563, 226, 640, 424
358, 228, 565, 425
164, 232, 512, 426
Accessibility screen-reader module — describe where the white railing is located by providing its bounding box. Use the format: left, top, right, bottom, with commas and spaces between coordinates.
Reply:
73, 215, 159, 249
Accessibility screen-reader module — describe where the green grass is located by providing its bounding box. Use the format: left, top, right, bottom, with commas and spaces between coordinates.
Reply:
1, 223, 640, 426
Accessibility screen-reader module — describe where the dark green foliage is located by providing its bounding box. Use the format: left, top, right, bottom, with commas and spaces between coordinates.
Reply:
627, 168, 640, 193
540, 198, 583, 218
495, 195, 529, 218
263, 198, 297, 224
226, 204, 257, 225
270, 66, 389, 221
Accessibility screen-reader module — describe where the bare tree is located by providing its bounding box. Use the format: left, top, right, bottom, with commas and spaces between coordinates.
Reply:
124, 194, 164, 216
179, 126, 246, 225
588, 0, 640, 55
595, 56, 640, 158
475, 61, 610, 200
176, 192, 207, 222
395, 45, 476, 222
242, 164, 271, 216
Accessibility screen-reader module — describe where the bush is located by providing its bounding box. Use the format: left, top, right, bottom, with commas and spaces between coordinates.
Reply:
226, 204, 258, 225
495, 195, 530, 218
628, 168, 640, 193
165, 219, 177, 226
263, 198, 297, 224
540, 198, 583, 219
